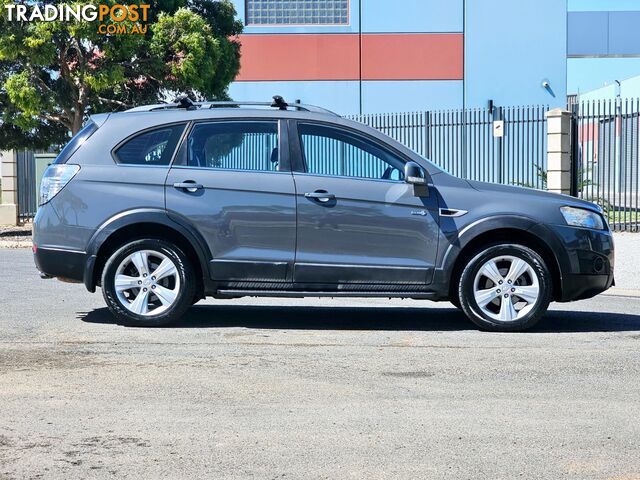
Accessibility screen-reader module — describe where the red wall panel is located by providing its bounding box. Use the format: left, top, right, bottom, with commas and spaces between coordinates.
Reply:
236, 34, 360, 81
236, 33, 464, 82
361, 34, 463, 80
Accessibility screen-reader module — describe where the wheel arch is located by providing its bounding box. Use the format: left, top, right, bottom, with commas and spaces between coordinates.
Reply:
84, 209, 211, 295
442, 217, 565, 303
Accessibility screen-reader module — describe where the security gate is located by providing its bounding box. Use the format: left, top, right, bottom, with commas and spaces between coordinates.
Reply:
571, 99, 640, 231
16, 150, 37, 221
350, 104, 549, 190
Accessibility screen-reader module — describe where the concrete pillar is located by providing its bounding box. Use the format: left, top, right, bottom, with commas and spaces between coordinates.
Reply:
546, 108, 572, 195
0, 150, 19, 225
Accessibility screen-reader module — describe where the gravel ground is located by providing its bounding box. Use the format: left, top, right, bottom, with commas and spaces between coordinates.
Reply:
0, 224, 31, 249
1, 248, 640, 479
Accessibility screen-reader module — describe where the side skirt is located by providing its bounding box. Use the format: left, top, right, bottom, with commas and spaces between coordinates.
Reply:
210, 281, 439, 299
216, 290, 436, 299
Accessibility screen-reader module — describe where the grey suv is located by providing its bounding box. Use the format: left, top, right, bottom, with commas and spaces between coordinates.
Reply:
33, 97, 614, 331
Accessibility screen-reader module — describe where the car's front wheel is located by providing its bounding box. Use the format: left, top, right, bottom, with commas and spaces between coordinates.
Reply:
101, 239, 195, 326
458, 244, 552, 331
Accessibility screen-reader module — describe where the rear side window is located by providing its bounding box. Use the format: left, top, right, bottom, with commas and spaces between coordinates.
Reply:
53, 121, 98, 164
187, 121, 281, 172
114, 124, 185, 166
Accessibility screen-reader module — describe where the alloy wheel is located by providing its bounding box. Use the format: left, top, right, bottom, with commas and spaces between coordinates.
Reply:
114, 249, 181, 316
472, 255, 540, 322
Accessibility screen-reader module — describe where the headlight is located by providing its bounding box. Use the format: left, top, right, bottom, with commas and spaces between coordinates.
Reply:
560, 206, 605, 230
39, 164, 80, 206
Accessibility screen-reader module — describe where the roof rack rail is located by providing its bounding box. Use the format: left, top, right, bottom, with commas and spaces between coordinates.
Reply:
125, 96, 339, 116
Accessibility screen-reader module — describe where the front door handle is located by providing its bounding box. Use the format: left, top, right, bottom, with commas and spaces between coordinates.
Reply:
304, 191, 336, 203
173, 181, 203, 193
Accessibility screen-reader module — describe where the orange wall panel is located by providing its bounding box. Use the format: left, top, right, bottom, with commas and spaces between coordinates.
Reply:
236, 33, 464, 82
361, 33, 463, 80
236, 34, 360, 81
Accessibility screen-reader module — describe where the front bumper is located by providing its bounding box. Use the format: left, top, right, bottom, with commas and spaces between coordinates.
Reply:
544, 224, 615, 302
561, 272, 615, 301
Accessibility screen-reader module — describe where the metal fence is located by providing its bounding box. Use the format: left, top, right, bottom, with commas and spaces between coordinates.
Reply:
350, 105, 548, 189
16, 150, 37, 221
12, 101, 638, 231
571, 98, 640, 231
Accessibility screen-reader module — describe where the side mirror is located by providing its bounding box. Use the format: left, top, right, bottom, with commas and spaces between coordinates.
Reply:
404, 161, 429, 197
404, 161, 426, 185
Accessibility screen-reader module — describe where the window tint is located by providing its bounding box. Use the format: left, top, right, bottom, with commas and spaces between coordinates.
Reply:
115, 125, 185, 166
54, 121, 98, 164
298, 123, 405, 181
188, 121, 280, 172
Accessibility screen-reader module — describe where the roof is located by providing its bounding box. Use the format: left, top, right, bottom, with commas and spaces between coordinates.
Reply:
124, 97, 340, 116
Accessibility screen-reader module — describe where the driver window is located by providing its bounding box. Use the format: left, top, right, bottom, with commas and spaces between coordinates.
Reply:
298, 123, 405, 181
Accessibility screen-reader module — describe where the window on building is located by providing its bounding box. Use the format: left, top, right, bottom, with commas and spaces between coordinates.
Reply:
246, 0, 349, 25
187, 121, 281, 172
114, 125, 185, 166
298, 123, 405, 181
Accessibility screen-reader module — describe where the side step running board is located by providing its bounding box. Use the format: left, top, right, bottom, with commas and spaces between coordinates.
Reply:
217, 290, 435, 299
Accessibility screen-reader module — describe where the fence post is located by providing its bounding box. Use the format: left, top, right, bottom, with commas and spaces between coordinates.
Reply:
0, 150, 19, 226
546, 108, 572, 195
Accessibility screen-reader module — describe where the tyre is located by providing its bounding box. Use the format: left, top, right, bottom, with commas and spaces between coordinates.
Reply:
449, 294, 461, 310
101, 239, 196, 326
458, 244, 552, 332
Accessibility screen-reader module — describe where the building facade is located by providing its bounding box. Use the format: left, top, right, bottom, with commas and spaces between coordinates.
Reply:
228, 0, 568, 114
568, 8, 640, 95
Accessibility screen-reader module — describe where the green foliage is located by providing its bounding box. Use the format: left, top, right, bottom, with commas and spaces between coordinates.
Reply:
0, 0, 242, 149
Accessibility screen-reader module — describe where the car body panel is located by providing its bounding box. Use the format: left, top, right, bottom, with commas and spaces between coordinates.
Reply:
165, 166, 297, 282
292, 173, 440, 284
32, 105, 614, 306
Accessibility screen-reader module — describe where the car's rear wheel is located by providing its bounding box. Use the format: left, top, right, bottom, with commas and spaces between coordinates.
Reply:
458, 244, 552, 331
101, 239, 195, 326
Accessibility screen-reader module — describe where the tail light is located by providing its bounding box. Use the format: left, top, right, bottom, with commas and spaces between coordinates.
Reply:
39, 164, 80, 206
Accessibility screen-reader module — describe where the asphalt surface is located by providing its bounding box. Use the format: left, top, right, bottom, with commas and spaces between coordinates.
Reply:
1, 248, 640, 479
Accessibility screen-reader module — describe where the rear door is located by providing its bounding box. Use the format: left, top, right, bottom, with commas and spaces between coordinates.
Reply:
165, 119, 297, 282
290, 121, 440, 285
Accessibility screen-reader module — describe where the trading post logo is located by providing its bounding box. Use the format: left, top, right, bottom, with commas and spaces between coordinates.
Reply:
3, 2, 151, 34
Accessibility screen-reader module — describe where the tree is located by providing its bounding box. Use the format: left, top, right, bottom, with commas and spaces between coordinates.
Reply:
0, 0, 242, 149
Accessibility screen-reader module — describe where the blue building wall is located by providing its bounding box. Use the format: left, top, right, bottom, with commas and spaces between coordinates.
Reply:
361, 0, 463, 33
360, 81, 463, 113
229, 81, 361, 115
464, 0, 567, 109
567, 7, 640, 95
229, 0, 568, 113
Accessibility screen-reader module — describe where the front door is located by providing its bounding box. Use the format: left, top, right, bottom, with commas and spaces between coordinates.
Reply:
291, 122, 440, 285
165, 119, 296, 282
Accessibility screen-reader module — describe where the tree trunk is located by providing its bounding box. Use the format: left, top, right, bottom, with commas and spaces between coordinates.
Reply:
71, 110, 84, 135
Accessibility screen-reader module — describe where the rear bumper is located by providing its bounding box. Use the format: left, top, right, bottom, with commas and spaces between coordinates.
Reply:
33, 246, 85, 283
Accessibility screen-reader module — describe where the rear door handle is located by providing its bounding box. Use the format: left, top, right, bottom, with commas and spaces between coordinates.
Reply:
304, 191, 336, 203
173, 181, 203, 193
